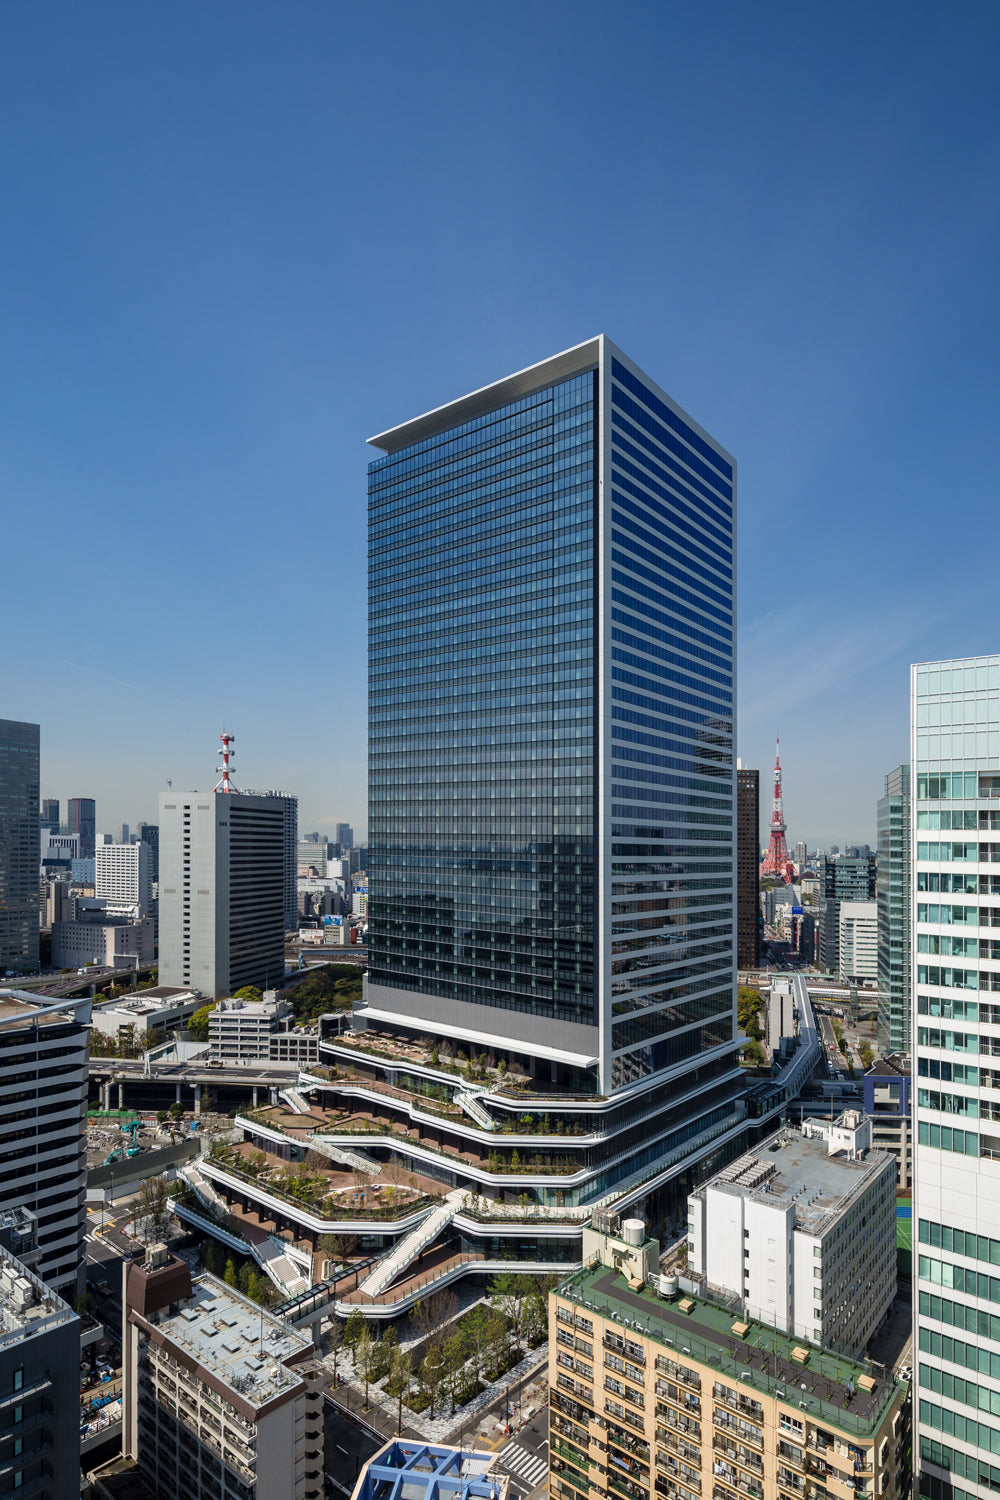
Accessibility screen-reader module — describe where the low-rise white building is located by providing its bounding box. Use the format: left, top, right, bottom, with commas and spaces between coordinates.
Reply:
686, 1112, 896, 1356
51, 915, 155, 970
209, 991, 289, 1062
90, 986, 203, 1039
122, 1245, 324, 1500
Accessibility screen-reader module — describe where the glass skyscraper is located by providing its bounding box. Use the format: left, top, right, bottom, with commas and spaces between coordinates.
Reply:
877, 763, 911, 1056
911, 656, 1000, 1500
0, 717, 40, 974
365, 337, 745, 1203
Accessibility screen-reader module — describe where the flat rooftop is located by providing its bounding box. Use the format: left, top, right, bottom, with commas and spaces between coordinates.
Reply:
153, 1273, 313, 1408
352, 1441, 505, 1500
558, 1264, 905, 1440
0, 1241, 76, 1351
697, 1129, 893, 1235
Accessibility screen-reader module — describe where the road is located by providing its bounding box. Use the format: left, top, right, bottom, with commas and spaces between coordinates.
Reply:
491, 1420, 549, 1498
323, 1394, 385, 1496
817, 1012, 850, 1080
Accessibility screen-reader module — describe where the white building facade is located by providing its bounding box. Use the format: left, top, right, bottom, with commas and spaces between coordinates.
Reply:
95, 840, 152, 915
158, 790, 288, 998
687, 1113, 896, 1356
912, 655, 1000, 1500
839, 899, 878, 980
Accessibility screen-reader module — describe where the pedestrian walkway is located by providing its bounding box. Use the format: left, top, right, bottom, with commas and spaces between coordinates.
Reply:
498, 1442, 548, 1490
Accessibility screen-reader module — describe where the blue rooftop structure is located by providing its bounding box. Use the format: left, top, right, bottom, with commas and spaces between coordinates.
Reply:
351, 1442, 508, 1500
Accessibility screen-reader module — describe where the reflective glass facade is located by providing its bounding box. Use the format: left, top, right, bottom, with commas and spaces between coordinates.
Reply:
606, 356, 736, 1088
911, 657, 1000, 1500
368, 338, 739, 1102
877, 763, 911, 1055
0, 718, 40, 974
369, 372, 597, 1028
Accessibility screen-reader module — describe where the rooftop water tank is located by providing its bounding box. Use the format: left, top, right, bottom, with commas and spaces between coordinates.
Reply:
622, 1218, 645, 1247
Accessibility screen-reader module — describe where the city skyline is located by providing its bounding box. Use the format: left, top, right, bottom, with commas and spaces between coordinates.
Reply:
2, 4, 997, 843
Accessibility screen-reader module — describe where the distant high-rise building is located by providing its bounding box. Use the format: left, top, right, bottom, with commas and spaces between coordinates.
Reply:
67, 796, 95, 858
334, 822, 353, 851
159, 789, 287, 997
838, 899, 878, 980
794, 839, 807, 869
95, 839, 152, 915
135, 820, 159, 882
297, 839, 327, 875
736, 764, 760, 969
40, 797, 59, 833
911, 655, 1000, 1497
877, 764, 911, 1056
818, 853, 877, 972
0, 990, 90, 1296
0, 718, 40, 974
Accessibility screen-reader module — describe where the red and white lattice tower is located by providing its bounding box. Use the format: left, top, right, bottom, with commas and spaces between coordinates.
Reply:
213, 731, 241, 794
759, 736, 795, 882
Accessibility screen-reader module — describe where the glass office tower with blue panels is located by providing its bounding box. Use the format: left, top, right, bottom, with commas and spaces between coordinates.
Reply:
911, 657, 1000, 1500
363, 338, 746, 1208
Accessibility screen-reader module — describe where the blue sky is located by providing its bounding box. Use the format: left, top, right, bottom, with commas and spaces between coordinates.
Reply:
3, 1, 999, 847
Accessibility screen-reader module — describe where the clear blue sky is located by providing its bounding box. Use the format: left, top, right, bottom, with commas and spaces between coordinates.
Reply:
3, 1, 999, 846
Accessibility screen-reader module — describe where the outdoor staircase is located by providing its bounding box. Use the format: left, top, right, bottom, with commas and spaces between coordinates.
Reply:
279, 1088, 310, 1115
251, 1232, 310, 1297
180, 1162, 229, 1214
456, 1092, 495, 1130
309, 1136, 381, 1174
356, 1190, 463, 1299
180, 1164, 309, 1296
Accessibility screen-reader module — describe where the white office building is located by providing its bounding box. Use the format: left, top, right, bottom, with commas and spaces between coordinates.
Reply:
209, 992, 289, 1062
90, 986, 203, 1039
687, 1112, 896, 1356
912, 655, 1000, 1500
95, 839, 152, 915
122, 1245, 324, 1500
838, 899, 879, 980
51, 914, 154, 969
159, 789, 289, 998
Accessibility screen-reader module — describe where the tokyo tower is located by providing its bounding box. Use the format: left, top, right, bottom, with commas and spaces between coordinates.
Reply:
759, 736, 795, 882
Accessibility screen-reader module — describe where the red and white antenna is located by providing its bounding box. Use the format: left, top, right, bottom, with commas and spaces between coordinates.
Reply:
214, 731, 241, 794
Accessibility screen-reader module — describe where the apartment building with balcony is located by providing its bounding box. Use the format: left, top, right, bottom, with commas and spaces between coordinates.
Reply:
122, 1244, 324, 1500
0, 1237, 80, 1500
548, 1220, 909, 1500
0, 990, 90, 1298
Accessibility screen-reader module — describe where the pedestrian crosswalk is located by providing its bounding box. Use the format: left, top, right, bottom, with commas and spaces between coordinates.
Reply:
499, 1442, 549, 1490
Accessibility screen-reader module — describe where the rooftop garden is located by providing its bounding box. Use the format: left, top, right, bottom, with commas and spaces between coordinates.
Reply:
207, 1141, 441, 1220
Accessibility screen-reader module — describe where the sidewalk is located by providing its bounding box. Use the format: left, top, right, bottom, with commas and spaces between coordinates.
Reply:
328, 1345, 548, 1447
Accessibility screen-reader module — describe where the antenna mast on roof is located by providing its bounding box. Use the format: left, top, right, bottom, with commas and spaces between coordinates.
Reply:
214, 731, 241, 794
